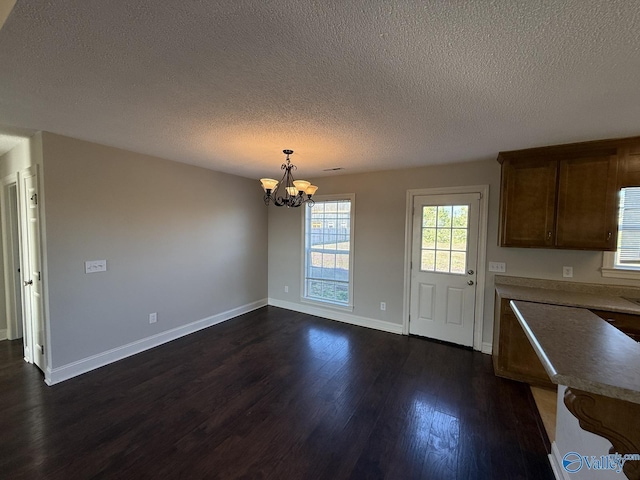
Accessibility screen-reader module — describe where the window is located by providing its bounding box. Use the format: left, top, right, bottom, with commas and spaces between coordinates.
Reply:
303, 195, 354, 308
419, 205, 469, 274
602, 186, 640, 278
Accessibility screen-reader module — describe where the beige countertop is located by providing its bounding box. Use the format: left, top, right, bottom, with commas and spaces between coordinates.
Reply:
495, 276, 640, 315
510, 300, 640, 404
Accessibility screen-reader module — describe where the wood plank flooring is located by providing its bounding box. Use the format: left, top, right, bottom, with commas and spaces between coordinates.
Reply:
531, 386, 557, 444
0, 306, 553, 479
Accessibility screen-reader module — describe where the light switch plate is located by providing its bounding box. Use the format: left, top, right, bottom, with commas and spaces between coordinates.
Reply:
488, 262, 506, 273
563, 266, 573, 278
85, 260, 107, 273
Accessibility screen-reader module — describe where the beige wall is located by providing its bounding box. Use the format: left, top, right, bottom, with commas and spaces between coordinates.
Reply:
268, 158, 636, 345
41, 133, 267, 367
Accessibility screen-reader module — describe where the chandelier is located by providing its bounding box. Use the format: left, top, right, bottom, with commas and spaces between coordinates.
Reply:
260, 149, 318, 207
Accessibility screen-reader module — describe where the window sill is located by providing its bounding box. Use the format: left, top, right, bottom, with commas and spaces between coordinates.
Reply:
601, 267, 640, 280
301, 297, 354, 312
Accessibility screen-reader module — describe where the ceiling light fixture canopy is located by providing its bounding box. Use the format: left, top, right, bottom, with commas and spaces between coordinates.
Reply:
260, 149, 318, 207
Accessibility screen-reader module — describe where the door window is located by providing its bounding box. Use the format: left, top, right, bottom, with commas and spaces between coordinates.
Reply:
420, 205, 469, 274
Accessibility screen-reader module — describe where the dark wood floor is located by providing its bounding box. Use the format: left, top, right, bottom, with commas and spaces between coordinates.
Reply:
0, 306, 553, 479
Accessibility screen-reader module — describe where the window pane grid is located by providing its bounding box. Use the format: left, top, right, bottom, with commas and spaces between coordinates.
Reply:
305, 199, 352, 305
420, 205, 468, 274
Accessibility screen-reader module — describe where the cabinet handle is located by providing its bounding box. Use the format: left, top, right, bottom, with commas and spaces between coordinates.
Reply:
547, 231, 552, 240
607, 232, 612, 241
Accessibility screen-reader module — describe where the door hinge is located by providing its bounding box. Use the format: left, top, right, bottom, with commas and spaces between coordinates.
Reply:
31, 193, 38, 205
410, 261, 413, 270
38, 271, 41, 281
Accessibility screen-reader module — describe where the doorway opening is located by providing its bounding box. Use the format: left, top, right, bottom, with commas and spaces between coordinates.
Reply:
1, 168, 45, 373
2, 180, 24, 350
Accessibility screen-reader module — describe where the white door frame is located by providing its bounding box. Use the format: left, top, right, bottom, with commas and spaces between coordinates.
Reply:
402, 185, 489, 351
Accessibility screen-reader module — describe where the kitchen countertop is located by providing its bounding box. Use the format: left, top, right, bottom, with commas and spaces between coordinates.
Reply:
510, 300, 640, 404
495, 276, 640, 315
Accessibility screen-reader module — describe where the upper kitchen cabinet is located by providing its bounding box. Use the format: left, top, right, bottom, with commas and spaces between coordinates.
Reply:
499, 157, 557, 247
498, 140, 620, 251
555, 154, 618, 249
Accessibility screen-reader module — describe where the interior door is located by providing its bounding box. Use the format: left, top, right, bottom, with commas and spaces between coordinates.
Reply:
22, 166, 45, 371
409, 193, 480, 346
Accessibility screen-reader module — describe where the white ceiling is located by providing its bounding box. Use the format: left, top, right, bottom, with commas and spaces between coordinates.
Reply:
0, 1, 639, 179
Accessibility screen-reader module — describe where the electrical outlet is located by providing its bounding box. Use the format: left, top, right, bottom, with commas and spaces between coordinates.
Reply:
149, 312, 157, 324
563, 266, 573, 278
85, 259, 107, 273
284, 285, 289, 293
380, 302, 386, 311
488, 262, 506, 273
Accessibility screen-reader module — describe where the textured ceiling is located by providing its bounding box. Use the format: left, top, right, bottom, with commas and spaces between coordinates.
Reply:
1, 1, 639, 179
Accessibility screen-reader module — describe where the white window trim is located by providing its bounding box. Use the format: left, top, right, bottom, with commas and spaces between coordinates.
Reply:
301, 193, 355, 312
602, 186, 640, 279
601, 251, 640, 279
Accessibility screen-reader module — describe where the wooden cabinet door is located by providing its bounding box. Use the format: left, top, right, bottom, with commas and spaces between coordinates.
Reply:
499, 158, 557, 247
555, 154, 618, 250
494, 298, 554, 388
618, 141, 640, 188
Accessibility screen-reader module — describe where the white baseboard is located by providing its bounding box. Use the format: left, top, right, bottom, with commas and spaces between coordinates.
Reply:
0, 329, 6, 341
45, 298, 268, 386
549, 441, 569, 480
481, 342, 493, 355
268, 298, 403, 335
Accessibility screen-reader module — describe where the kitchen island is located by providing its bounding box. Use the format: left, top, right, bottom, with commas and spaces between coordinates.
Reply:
511, 300, 640, 480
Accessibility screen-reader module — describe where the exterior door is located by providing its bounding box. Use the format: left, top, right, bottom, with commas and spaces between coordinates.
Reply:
21, 166, 45, 371
409, 193, 480, 346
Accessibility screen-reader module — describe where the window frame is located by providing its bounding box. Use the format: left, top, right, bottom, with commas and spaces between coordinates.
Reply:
602, 186, 640, 279
301, 193, 355, 311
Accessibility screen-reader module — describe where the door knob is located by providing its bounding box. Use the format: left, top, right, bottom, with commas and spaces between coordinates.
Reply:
24, 280, 33, 286
467, 280, 474, 285
467, 269, 474, 275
